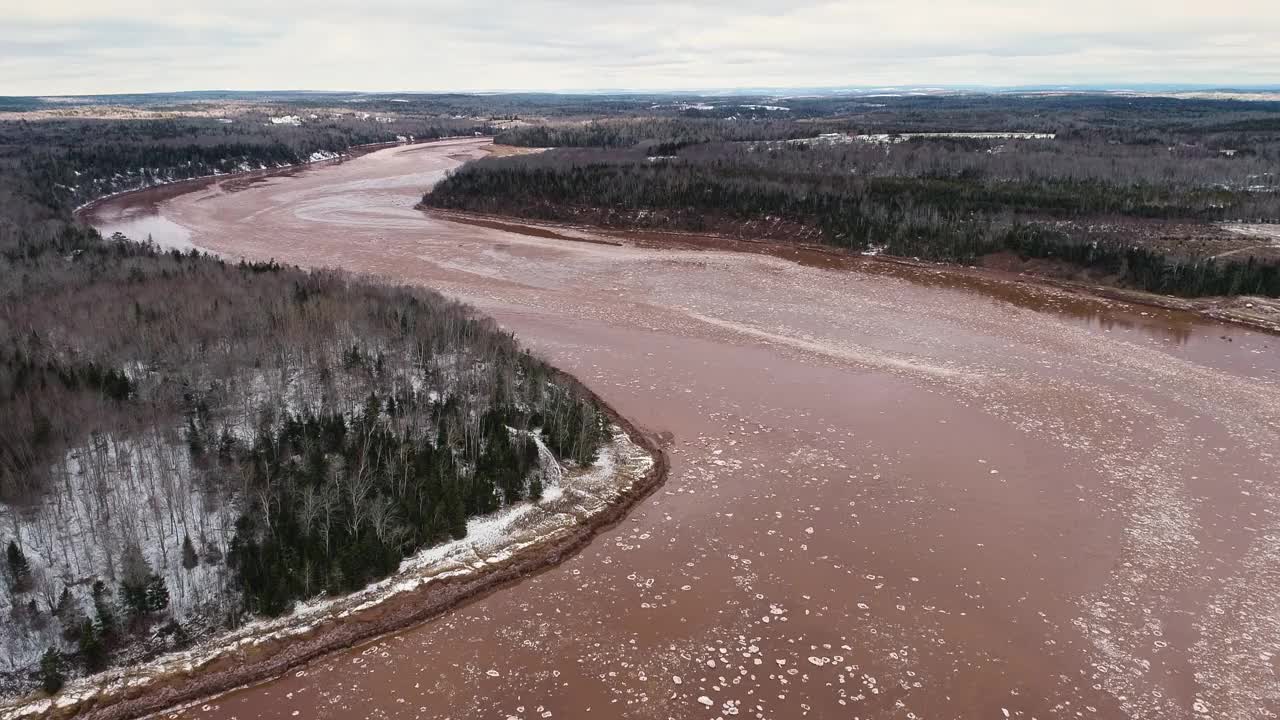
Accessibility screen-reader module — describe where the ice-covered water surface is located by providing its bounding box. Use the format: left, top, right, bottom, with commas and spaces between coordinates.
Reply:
85, 138, 1280, 720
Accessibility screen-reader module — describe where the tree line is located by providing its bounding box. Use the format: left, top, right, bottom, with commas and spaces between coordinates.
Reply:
1, 116, 491, 212
426, 119, 1280, 298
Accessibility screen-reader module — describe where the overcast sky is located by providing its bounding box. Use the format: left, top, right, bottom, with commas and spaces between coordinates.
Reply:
2, 0, 1277, 96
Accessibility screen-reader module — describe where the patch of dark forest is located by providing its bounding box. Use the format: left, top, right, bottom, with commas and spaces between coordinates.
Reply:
423, 109, 1280, 298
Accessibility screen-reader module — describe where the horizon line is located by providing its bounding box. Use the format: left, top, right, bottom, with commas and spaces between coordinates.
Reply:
8, 83, 1280, 101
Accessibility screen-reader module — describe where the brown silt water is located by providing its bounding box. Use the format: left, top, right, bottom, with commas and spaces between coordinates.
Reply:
87, 139, 1280, 720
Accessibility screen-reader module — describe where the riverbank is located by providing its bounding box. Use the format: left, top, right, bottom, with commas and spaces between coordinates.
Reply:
0, 371, 667, 720
422, 207, 1280, 336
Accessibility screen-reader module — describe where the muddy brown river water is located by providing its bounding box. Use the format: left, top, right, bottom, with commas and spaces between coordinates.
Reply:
87, 139, 1280, 720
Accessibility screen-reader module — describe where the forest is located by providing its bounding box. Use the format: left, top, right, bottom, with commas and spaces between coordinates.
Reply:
0, 111, 604, 696
426, 97, 1280, 298
1, 114, 490, 212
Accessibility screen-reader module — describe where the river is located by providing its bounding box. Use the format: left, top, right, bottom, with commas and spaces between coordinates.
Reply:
87, 138, 1280, 720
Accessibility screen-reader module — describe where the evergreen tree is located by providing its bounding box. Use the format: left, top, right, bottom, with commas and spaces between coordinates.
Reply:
119, 542, 154, 623
53, 587, 73, 617
447, 488, 468, 540
58, 595, 88, 643
122, 583, 149, 622
6, 541, 32, 591
145, 574, 170, 612
162, 619, 192, 648
78, 620, 107, 672
39, 647, 66, 694
181, 534, 199, 570
91, 580, 116, 639
186, 416, 204, 457
119, 542, 151, 588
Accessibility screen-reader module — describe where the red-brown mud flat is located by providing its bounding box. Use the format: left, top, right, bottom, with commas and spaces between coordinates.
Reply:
87, 138, 1280, 720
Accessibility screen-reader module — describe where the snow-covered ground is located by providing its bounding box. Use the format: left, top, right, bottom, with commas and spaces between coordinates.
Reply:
1, 431, 239, 675
1221, 223, 1280, 242
1214, 223, 1280, 258
784, 131, 1056, 147
0, 426, 653, 720
0, 284, 596, 704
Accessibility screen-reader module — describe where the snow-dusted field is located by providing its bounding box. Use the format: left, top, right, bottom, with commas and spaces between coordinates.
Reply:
779, 131, 1056, 147
1222, 223, 1280, 243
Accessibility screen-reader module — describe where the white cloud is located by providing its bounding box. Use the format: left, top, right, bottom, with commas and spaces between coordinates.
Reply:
0, 0, 1277, 94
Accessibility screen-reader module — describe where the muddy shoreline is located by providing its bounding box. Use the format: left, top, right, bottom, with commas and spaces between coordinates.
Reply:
3, 371, 666, 720
422, 207, 1280, 336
